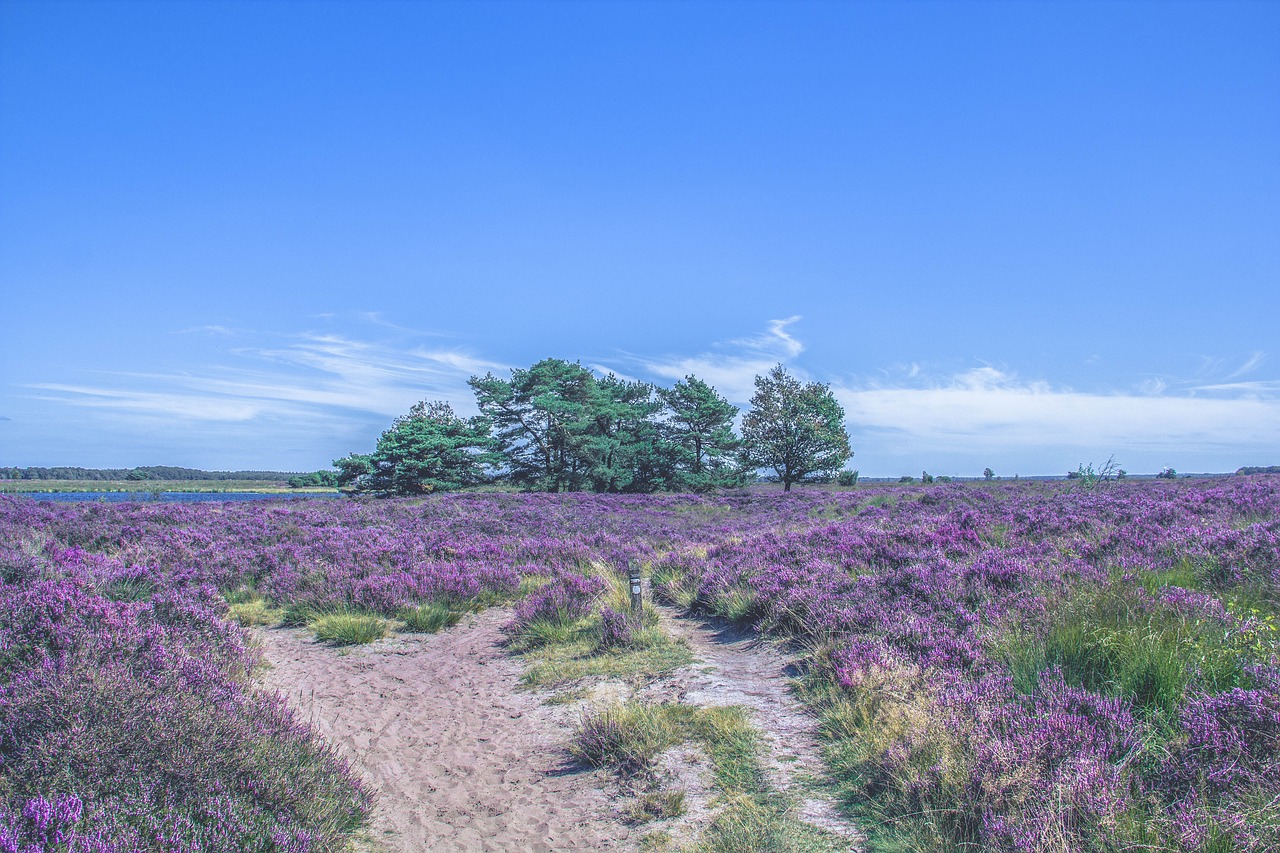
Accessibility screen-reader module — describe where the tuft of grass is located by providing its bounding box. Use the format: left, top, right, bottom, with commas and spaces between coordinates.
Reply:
709, 588, 762, 623
624, 790, 686, 824
281, 600, 319, 627
572, 702, 680, 775
102, 576, 155, 602
398, 601, 461, 633
514, 616, 581, 650
573, 701, 847, 852
520, 620, 692, 688
638, 829, 674, 851
1002, 582, 1253, 715
228, 598, 282, 627
310, 612, 389, 646
651, 559, 701, 610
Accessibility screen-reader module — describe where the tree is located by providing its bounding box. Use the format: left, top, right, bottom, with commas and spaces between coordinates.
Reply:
739, 365, 852, 492
581, 373, 671, 493
660, 375, 743, 492
469, 359, 597, 491
983, 467, 994, 481
332, 453, 374, 490
339, 402, 500, 495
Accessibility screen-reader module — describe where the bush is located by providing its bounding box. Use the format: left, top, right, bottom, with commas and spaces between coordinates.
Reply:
836, 469, 859, 487
0, 573, 371, 850
598, 606, 635, 649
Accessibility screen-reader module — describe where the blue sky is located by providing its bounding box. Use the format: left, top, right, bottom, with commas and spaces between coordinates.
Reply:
1, 0, 1277, 477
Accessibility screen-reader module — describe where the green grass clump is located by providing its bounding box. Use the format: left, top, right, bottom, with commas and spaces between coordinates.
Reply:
624, 790, 687, 824
573, 701, 847, 853
228, 598, 283, 627
281, 600, 319, 627
572, 702, 762, 783
398, 601, 462, 633
573, 702, 681, 775
519, 618, 692, 688
102, 576, 155, 602
310, 612, 389, 645
651, 559, 701, 610
511, 573, 692, 687
1003, 582, 1254, 716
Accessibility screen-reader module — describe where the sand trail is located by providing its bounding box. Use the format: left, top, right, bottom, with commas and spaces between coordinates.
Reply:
254, 611, 633, 853
645, 605, 863, 846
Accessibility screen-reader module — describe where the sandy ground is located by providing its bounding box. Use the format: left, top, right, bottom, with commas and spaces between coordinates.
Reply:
254, 611, 635, 853
643, 606, 864, 847
255, 602, 860, 852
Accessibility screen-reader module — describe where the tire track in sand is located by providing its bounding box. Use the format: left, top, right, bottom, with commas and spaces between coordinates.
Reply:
254, 610, 634, 853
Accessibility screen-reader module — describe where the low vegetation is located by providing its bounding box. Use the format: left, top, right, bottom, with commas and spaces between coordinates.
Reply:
310, 612, 390, 645
505, 567, 692, 687
573, 701, 846, 852
3, 476, 1277, 850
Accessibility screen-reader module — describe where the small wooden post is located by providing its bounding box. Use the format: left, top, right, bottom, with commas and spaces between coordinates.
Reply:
629, 564, 643, 616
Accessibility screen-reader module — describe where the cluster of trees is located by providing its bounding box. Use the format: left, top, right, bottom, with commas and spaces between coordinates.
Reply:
0, 466, 300, 481
286, 470, 339, 488
334, 360, 852, 495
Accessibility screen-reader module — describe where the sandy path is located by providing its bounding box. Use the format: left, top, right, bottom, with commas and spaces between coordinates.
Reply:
254, 611, 634, 853
646, 605, 863, 846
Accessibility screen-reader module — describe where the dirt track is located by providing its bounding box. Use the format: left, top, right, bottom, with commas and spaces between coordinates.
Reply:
255, 611, 633, 853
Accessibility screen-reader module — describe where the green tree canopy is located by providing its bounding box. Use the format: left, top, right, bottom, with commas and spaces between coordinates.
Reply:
581, 373, 671, 493
469, 359, 598, 492
660, 375, 743, 492
739, 364, 852, 492
336, 401, 499, 495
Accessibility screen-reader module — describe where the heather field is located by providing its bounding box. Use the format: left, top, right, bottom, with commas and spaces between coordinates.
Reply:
2, 478, 1279, 852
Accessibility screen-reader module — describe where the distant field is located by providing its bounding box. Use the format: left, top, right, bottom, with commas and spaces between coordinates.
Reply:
0, 479, 335, 493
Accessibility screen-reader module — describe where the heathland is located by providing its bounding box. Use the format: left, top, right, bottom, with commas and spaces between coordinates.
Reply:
1, 477, 1277, 852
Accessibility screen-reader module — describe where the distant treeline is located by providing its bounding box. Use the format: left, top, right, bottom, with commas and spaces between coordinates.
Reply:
0, 466, 302, 482
1238, 466, 1280, 475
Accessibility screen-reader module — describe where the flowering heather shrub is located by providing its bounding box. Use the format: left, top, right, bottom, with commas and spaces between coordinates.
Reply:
3, 478, 1280, 850
507, 572, 607, 636
0, 511, 371, 851
598, 606, 635, 649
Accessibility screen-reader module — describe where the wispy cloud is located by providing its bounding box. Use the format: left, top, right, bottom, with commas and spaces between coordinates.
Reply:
833, 366, 1280, 453
175, 324, 238, 336
15, 316, 1279, 473
1226, 351, 1266, 380
26, 330, 508, 425
1191, 379, 1280, 395
615, 316, 805, 402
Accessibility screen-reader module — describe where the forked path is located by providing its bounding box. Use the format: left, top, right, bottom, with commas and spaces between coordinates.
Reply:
254, 611, 633, 853
648, 605, 863, 847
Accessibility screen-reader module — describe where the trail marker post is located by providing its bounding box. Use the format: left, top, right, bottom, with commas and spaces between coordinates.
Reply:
629, 564, 643, 616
